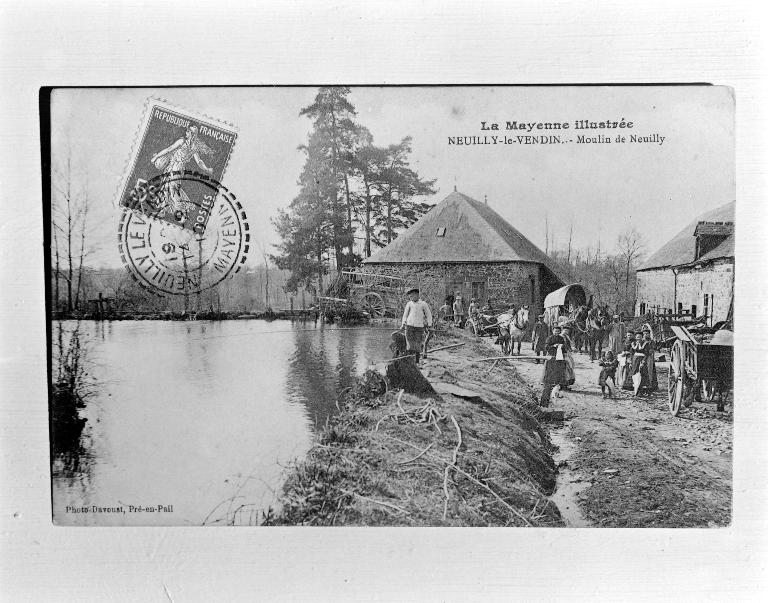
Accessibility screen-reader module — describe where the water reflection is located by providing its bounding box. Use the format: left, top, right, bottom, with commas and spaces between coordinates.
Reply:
51, 319, 391, 525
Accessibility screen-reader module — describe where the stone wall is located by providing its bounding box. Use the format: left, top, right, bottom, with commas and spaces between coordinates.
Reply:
635, 269, 676, 315
676, 260, 733, 324
635, 259, 733, 323
361, 261, 556, 326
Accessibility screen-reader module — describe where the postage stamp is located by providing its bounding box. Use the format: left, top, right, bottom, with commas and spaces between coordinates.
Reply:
118, 100, 237, 234
118, 171, 249, 296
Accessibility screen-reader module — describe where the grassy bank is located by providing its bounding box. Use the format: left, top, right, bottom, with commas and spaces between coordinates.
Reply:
50, 322, 93, 476
265, 329, 563, 526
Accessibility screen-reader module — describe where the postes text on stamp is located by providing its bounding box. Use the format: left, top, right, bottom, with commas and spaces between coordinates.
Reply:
118, 172, 249, 296
119, 100, 237, 234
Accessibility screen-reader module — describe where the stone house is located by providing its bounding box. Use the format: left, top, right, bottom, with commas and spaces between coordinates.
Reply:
635, 201, 734, 325
361, 190, 565, 323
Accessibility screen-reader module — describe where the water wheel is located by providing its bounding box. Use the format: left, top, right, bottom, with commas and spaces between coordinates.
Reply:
361, 292, 386, 318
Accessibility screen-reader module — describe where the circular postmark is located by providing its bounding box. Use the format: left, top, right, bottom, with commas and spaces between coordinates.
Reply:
118, 171, 248, 296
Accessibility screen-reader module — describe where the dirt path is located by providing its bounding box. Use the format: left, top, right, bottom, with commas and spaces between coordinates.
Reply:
505, 342, 733, 527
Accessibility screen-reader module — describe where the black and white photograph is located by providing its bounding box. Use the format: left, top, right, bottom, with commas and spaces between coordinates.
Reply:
47, 85, 735, 528
3, 3, 766, 599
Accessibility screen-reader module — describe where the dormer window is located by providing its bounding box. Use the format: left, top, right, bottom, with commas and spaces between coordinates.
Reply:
693, 221, 733, 260
436, 227, 446, 237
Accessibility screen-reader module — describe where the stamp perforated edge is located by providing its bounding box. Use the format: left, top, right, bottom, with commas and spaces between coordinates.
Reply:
114, 96, 239, 225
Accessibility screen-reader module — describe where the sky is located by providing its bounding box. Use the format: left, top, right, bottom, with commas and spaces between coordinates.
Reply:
50, 85, 734, 269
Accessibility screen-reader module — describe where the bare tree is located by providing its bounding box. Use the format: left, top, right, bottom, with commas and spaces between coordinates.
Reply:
52, 200, 61, 313
52, 152, 92, 314
258, 242, 271, 309
617, 227, 644, 291
566, 218, 574, 279
72, 175, 90, 310
596, 218, 602, 263
616, 227, 645, 309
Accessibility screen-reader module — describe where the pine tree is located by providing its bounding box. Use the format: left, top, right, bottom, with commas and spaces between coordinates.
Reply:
271, 132, 336, 294
299, 87, 359, 270
371, 137, 436, 247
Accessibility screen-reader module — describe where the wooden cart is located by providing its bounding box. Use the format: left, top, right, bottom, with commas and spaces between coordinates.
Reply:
340, 269, 408, 318
667, 324, 733, 416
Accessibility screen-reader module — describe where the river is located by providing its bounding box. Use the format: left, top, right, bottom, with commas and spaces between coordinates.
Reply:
51, 319, 394, 526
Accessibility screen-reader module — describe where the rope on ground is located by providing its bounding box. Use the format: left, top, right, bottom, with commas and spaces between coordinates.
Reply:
395, 442, 435, 465
395, 389, 418, 424
427, 342, 467, 354
378, 432, 533, 526
442, 415, 463, 520
463, 355, 538, 367
340, 489, 410, 515
389, 395, 446, 430
451, 464, 533, 527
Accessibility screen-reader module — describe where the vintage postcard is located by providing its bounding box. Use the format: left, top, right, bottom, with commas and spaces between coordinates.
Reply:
46, 85, 734, 526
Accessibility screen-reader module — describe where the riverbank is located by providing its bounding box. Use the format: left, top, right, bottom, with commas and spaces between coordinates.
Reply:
265, 326, 564, 526
52, 309, 323, 321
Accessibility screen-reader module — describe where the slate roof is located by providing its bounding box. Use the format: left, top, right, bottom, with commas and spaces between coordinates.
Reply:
363, 191, 565, 281
692, 234, 734, 264
639, 201, 735, 270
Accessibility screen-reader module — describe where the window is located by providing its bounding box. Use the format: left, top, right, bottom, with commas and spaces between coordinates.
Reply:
691, 304, 697, 317
677, 302, 683, 314
436, 227, 446, 237
639, 302, 646, 315
472, 282, 486, 301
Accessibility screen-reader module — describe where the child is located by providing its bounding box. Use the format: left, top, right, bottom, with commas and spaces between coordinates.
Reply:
598, 350, 618, 399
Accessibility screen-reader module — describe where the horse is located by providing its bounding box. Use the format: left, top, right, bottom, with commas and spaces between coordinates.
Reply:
585, 306, 610, 362
569, 305, 589, 353
497, 306, 530, 355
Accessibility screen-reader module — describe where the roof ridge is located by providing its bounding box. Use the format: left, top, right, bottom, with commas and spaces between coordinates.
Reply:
639, 201, 735, 270
364, 189, 565, 282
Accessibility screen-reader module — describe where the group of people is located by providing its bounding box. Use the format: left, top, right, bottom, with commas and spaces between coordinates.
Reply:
402, 287, 660, 404
437, 294, 466, 328
438, 294, 497, 329
593, 327, 658, 399
534, 313, 659, 406
401, 288, 501, 363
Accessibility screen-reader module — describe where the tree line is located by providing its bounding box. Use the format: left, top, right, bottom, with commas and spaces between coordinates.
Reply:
49, 151, 311, 317
547, 226, 646, 316
52, 265, 309, 316
271, 87, 437, 294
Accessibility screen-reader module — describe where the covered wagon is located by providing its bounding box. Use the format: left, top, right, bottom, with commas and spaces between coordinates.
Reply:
543, 284, 587, 330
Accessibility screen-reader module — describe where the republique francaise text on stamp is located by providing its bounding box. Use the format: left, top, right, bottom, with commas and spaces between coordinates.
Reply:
117, 100, 248, 295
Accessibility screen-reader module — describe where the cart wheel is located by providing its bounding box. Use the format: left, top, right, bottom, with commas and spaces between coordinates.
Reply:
361, 292, 386, 318
668, 340, 684, 416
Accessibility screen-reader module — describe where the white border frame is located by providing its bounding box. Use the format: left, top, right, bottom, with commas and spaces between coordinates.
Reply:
1, 1, 766, 601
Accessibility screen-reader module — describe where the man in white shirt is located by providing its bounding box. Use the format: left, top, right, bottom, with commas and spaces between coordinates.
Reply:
400, 287, 433, 364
